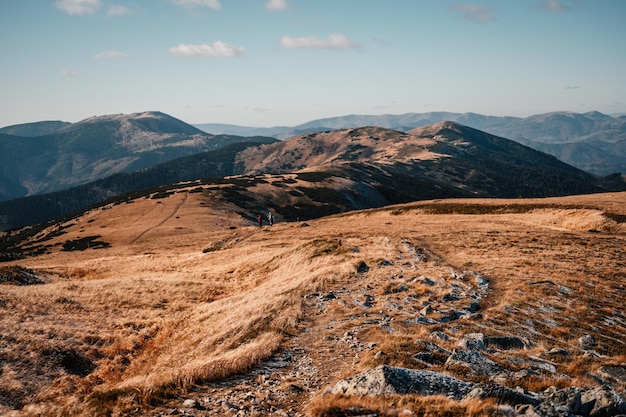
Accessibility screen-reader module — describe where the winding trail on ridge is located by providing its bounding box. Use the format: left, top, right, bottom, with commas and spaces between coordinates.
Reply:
128, 193, 189, 245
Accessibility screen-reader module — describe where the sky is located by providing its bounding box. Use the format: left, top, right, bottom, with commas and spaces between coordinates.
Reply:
1, 0, 625, 128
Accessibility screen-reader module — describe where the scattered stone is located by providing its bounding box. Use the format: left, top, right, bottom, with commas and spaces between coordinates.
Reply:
465, 383, 539, 406
419, 304, 433, 316
580, 386, 626, 417
182, 399, 197, 409
356, 260, 369, 273
539, 386, 584, 416
413, 352, 433, 364
598, 364, 626, 384
457, 333, 485, 351
264, 350, 292, 368
429, 331, 450, 342
578, 334, 597, 351
438, 310, 461, 323
414, 339, 451, 356
515, 404, 542, 417
460, 312, 483, 320
445, 349, 502, 376
474, 274, 489, 288
542, 348, 570, 357
467, 300, 480, 313
484, 336, 528, 350
414, 275, 436, 286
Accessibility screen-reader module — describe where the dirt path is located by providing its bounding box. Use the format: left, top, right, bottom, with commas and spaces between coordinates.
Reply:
128, 193, 189, 244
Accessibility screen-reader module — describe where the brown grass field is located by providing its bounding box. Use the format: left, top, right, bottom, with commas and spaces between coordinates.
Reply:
1, 188, 625, 416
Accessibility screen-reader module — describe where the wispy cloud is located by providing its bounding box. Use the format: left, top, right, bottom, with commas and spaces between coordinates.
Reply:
107, 5, 133, 17
60, 69, 79, 78
451, 3, 496, 23
55, 0, 101, 15
168, 0, 221, 10
265, 0, 288, 11
280, 33, 358, 50
168, 41, 244, 57
372, 37, 392, 48
247, 105, 270, 113
93, 50, 128, 60
564, 85, 580, 89
540, 0, 571, 12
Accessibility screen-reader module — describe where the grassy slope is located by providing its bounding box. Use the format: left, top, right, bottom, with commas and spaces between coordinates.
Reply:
0, 190, 625, 416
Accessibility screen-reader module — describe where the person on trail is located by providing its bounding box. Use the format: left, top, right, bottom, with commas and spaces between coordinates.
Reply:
257, 214, 263, 227
267, 211, 274, 226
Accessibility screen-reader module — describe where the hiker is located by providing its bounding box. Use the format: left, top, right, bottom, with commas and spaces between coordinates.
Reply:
257, 214, 263, 227
267, 211, 274, 226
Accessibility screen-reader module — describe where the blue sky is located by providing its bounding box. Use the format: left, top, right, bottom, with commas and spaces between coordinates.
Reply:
1, 0, 625, 127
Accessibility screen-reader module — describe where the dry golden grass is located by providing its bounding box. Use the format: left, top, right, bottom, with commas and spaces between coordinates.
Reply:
1, 190, 625, 415
307, 393, 502, 417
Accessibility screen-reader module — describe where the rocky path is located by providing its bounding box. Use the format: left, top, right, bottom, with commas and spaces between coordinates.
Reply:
152, 237, 504, 416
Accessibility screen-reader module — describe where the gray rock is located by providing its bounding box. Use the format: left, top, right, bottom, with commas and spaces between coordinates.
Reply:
465, 383, 540, 406
429, 331, 450, 342
579, 334, 597, 350
580, 386, 626, 417
539, 386, 585, 415
515, 404, 543, 417
484, 336, 528, 350
598, 364, 626, 384
457, 333, 485, 351
182, 399, 197, 409
419, 304, 433, 316
445, 349, 503, 376
414, 339, 451, 355
323, 365, 473, 399
542, 348, 570, 357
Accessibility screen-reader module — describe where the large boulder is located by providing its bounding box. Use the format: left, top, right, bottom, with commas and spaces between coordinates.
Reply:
580, 386, 626, 417
324, 365, 473, 399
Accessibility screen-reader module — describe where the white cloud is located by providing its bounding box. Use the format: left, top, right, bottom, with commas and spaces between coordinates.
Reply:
168, 41, 244, 57
451, 3, 496, 23
265, 0, 288, 11
280, 33, 358, 50
169, 0, 221, 10
60, 69, 79, 78
540, 0, 570, 12
93, 50, 128, 59
247, 106, 270, 113
108, 5, 133, 17
56, 0, 101, 15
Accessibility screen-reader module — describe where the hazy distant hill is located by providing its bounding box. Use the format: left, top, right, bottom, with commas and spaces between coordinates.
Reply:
2, 121, 623, 231
195, 111, 626, 175
0, 111, 277, 201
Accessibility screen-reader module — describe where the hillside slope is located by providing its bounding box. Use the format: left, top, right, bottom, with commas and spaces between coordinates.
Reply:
0, 111, 277, 201
197, 111, 626, 175
1, 188, 624, 416
1, 121, 624, 231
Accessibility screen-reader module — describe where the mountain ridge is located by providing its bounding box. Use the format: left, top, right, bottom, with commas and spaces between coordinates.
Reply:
1, 120, 623, 232
0, 111, 278, 201
194, 111, 626, 175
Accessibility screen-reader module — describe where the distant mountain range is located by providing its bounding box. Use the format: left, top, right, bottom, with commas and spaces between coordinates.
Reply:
195, 111, 626, 175
1, 120, 623, 231
0, 111, 277, 201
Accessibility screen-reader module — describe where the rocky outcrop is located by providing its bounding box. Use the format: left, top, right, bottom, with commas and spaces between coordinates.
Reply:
326, 365, 626, 416
323, 365, 473, 399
